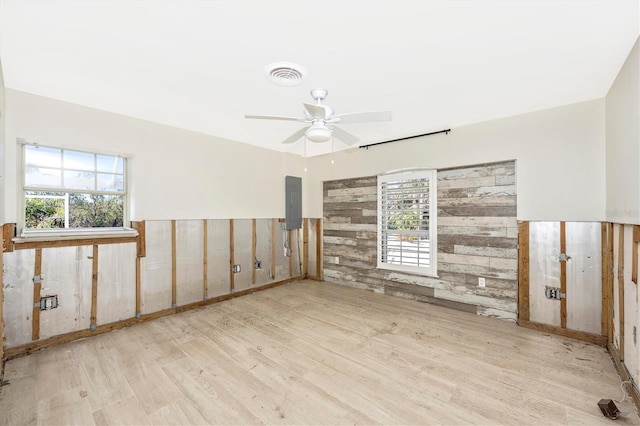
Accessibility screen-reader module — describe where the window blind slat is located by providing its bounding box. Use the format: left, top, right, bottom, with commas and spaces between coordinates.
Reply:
378, 170, 435, 273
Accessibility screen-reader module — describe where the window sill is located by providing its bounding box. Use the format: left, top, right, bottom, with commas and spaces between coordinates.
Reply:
13, 228, 138, 248
377, 263, 439, 278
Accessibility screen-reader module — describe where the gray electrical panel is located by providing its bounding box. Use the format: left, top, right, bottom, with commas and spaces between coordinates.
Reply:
285, 175, 302, 229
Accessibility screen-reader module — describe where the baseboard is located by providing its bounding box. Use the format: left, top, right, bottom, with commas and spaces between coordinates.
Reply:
517, 319, 607, 345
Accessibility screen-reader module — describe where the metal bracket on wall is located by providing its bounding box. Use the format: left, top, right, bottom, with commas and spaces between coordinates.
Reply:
33, 275, 42, 284
557, 253, 571, 262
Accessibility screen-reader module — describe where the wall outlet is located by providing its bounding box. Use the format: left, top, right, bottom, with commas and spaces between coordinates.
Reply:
478, 277, 486, 288
39, 295, 58, 310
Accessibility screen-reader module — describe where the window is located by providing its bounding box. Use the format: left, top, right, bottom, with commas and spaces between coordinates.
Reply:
20, 142, 129, 236
378, 170, 437, 276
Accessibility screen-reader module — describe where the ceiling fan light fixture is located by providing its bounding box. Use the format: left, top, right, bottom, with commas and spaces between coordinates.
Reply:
264, 62, 307, 87
306, 123, 332, 142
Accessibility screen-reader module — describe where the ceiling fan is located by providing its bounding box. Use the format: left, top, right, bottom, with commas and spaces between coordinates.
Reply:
245, 88, 392, 145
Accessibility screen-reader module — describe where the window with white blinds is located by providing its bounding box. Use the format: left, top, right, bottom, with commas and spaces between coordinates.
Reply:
377, 170, 437, 276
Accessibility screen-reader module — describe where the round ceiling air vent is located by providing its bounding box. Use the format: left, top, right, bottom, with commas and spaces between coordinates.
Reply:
265, 62, 307, 87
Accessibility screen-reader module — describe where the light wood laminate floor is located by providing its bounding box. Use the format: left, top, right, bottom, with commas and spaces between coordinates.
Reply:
0, 280, 636, 425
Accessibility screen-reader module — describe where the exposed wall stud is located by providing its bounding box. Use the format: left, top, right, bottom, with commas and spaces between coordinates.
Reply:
303, 218, 309, 278
171, 220, 177, 309
32, 248, 43, 340
132, 219, 145, 318
90, 245, 99, 331
289, 230, 293, 277
271, 218, 276, 279
601, 223, 610, 337
135, 256, 141, 318
316, 219, 323, 280
518, 221, 530, 322
15, 236, 136, 250
618, 224, 625, 359
230, 219, 235, 292
608, 223, 615, 345
2, 223, 15, 253
559, 221, 567, 329
632, 225, 639, 284
252, 219, 257, 285
203, 219, 209, 300
132, 221, 146, 258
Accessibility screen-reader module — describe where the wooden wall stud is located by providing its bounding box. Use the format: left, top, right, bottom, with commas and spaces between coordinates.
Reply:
517, 221, 530, 322
32, 248, 43, 340
90, 245, 99, 330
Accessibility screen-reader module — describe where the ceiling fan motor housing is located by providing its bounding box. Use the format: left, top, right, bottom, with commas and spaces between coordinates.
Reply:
306, 122, 332, 142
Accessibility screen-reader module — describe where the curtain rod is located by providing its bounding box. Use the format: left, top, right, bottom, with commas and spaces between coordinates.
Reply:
358, 129, 451, 150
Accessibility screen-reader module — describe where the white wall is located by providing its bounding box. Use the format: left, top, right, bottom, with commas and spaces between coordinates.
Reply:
304, 99, 606, 222
606, 37, 640, 225
3, 89, 304, 226
0, 61, 6, 225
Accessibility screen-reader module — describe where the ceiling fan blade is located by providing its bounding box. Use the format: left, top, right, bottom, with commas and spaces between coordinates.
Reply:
281, 127, 308, 144
333, 110, 392, 123
303, 103, 328, 119
245, 114, 305, 122
332, 126, 360, 145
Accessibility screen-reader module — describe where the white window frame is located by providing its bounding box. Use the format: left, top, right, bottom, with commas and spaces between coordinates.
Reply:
377, 169, 437, 276
17, 140, 135, 240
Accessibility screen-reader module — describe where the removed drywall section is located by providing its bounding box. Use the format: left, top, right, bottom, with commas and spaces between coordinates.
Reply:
206, 219, 231, 298
622, 225, 639, 382
176, 220, 205, 306
2, 216, 316, 355
323, 160, 517, 319
233, 219, 253, 292
254, 219, 273, 286
96, 243, 136, 324
527, 221, 603, 337
38, 246, 92, 339
2, 243, 136, 347
528, 222, 561, 327
140, 221, 172, 314
565, 222, 602, 334
3, 249, 36, 346
274, 224, 300, 282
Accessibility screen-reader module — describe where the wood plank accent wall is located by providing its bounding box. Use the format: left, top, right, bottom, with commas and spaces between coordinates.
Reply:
323, 160, 518, 319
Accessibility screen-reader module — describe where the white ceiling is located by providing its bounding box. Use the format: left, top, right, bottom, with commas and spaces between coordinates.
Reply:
1, 1, 638, 157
